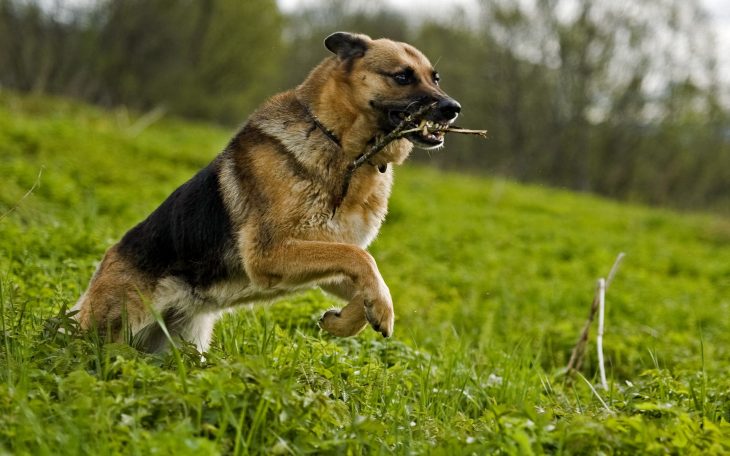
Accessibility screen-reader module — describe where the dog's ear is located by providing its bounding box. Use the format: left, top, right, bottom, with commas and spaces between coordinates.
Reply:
324, 32, 369, 61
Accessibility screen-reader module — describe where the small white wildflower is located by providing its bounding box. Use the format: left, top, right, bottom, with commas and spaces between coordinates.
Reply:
535, 405, 545, 414
625, 380, 634, 387
544, 424, 556, 432
271, 439, 290, 455
466, 436, 476, 444
487, 373, 503, 386
120, 414, 134, 427
410, 421, 417, 427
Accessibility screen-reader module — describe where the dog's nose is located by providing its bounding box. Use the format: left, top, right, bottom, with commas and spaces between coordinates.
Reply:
437, 98, 461, 121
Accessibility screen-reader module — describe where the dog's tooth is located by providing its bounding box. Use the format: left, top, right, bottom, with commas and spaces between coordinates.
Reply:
418, 119, 427, 128
422, 125, 428, 136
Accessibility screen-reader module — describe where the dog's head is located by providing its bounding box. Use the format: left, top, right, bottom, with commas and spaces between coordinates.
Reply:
324, 31, 461, 150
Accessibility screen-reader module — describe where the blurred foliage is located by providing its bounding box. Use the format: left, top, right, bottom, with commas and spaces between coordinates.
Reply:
1, 0, 729, 213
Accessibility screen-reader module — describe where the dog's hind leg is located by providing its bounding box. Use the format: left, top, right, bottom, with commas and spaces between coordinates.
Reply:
319, 279, 368, 337
133, 308, 219, 354
132, 320, 170, 353
177, 311, 219, 353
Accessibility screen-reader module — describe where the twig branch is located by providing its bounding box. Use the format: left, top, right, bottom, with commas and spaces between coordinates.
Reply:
575, 371, 614, 414
331, 104, 489, 214
358, 103, 438, 168
0, 167, 44, 223
606, 252, 625, 288
596, 278, 607, 389
398, 125, 488, 138
566, 253, 625, 374
566, 282, 601, 372
442, 126, 488, 138
127, 106, 165, 137
332, 102, 437, 214
332, 105, 488, 215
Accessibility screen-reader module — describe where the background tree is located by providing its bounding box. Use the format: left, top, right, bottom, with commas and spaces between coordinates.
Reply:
0, 0, 284, 123
1, 0, 728, 212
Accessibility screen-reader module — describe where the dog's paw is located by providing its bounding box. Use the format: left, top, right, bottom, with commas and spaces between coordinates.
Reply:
360, 277, 394, 338
319, 308, 367, 337
318, 308, 343, 335
364, 297, 394, 338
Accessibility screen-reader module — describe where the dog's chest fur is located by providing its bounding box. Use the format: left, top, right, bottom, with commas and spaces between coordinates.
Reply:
243, 92, 394, 247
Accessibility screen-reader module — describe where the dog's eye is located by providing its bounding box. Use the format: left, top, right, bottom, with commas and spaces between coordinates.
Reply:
392, 70, 415, 86
432, 72, 440, 85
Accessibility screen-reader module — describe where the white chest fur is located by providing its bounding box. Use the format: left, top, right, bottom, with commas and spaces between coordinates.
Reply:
327, 207, 383, 248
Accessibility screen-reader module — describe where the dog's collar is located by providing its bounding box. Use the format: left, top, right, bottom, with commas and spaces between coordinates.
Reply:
298, 98, 387, 174
299, 100, 342, 148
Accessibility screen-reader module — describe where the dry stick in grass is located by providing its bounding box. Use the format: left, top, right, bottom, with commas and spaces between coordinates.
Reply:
566, 253, 626, 376
606, 252, 625, 288
331, 103, 488, 214
0, 167, 43, 223
596, 252, 625, 389
596, 278, 607, 389
566, 281, 601, 373
575, 371, 614, 414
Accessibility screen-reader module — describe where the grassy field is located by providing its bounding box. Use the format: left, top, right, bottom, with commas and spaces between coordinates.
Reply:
1, 92, 729, 454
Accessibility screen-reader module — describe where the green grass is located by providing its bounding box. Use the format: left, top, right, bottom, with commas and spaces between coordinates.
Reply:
1, 92, 730, 455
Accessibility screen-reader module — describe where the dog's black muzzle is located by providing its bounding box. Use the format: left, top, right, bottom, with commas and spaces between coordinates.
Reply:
434, 97, 461, 122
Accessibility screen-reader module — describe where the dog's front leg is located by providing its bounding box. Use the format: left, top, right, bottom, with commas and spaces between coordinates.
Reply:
244, 239, 394, 337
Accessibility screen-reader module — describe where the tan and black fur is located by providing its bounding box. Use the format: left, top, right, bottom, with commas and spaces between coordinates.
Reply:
72, 32, 461, 353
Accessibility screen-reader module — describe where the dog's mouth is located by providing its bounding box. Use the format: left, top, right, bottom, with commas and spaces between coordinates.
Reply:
387, 109, 450, 149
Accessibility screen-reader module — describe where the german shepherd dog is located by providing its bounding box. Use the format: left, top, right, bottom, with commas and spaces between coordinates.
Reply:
72, 32, 461, 353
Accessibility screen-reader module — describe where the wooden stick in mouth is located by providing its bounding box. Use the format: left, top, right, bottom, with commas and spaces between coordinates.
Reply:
332, 103, 488, 215
399, 123, 489, 138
